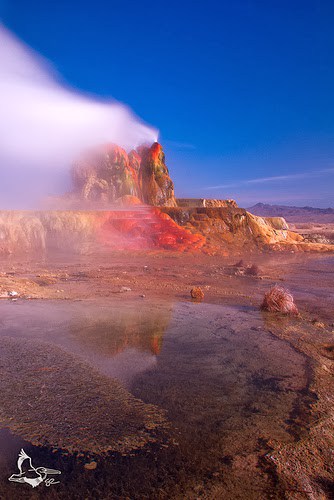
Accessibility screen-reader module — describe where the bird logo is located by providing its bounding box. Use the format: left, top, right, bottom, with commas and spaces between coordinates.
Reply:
8, 449, 61, 488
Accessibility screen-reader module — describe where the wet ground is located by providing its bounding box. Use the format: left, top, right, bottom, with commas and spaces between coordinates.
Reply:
0, 297, 313, 499
0, 252, 333, 498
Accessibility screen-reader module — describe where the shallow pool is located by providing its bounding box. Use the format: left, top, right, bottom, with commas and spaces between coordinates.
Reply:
0, 298, 311, 498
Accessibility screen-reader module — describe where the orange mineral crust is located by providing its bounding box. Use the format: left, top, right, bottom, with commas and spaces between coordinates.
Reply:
98, 208, 206, 251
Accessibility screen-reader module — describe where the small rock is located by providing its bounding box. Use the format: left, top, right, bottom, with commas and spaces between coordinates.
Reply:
140, 294, 146, 298
120, 286, 132, 293
8, 291, 19, 297
84, 461, 97, 470
190, 287, 204, 301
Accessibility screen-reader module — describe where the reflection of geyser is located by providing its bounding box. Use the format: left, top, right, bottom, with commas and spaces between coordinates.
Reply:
69, 307, 167, 386
82, 348, 158, 388
0, 25, 158, 207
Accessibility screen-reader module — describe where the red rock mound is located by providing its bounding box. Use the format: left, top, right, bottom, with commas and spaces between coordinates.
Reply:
99, 208, 205, 251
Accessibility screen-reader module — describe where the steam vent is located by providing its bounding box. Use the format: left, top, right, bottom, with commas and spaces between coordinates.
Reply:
71, 142, 177, 207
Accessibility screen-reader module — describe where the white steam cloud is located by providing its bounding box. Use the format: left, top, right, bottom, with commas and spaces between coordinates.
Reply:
0, 25, 158, 207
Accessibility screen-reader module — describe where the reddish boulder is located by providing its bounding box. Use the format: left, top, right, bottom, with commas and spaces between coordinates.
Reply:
190, 287, 205, 301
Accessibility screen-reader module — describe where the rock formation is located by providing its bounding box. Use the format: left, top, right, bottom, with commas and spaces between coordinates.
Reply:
71, 142, 177, 207
137, 142, 177, 207
177, 198, 238, 208
159, 206, 311, 252
2, 141, 331, 255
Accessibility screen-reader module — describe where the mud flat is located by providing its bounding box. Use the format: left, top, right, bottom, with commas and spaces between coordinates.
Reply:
0, 251, 333, 498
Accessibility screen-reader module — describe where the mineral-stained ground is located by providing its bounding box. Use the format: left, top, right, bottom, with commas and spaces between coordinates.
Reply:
0, 251, 333, 499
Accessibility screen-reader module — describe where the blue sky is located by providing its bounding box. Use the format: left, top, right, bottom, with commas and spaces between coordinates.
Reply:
1, 0, 334, 207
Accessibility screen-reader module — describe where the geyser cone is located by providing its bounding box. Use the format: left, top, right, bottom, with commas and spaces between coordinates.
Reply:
70, 141, 177, 207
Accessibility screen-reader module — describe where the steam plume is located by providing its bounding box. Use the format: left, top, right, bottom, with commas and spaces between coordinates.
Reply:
0, 25, 158, 207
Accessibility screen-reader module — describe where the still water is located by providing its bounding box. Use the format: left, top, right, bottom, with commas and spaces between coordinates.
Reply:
0, 298, 311, 499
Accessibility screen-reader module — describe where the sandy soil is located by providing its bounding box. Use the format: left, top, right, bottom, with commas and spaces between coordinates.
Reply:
0, 251, 332, 316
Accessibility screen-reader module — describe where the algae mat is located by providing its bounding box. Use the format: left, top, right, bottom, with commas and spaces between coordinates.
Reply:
0, 337, 167, 454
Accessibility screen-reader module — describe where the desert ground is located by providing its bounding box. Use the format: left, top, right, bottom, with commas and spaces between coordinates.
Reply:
0, 249, 333, 499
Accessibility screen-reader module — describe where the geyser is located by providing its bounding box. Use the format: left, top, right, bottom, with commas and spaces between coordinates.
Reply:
0, 25, 158, 207
70, 142, 177, 207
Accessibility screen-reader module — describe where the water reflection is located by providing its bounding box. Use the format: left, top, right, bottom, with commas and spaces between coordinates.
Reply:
68, 304, 168, 384
0, 299, 171, 385
70, 306, 167, 355
0, 298, 312, 499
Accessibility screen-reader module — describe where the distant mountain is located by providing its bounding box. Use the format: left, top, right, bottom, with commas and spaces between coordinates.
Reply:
247, 203, 334, 222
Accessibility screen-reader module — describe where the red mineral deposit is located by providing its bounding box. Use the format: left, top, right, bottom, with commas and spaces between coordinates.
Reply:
98, 208, 205, 252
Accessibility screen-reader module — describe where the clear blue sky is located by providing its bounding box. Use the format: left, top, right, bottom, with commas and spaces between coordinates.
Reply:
2, 0, 334, 207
